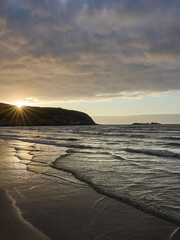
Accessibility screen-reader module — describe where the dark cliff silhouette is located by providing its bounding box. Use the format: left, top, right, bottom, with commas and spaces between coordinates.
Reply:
0, 103, 95, 126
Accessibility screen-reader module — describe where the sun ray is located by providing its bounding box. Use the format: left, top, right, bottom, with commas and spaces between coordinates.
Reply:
0, 105, 31, 126
19, 107, 33, 125
0, 102, 42, 126
9, 109, 19, 126
0, 107, 17, 125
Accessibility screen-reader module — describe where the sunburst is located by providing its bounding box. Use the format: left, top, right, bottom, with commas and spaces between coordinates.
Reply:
0, 102, 39, 126
12, 101, 29, 108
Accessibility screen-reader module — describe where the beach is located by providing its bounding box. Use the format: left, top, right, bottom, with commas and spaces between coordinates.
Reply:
1, 0, 179, 238
0, 137, 178, 240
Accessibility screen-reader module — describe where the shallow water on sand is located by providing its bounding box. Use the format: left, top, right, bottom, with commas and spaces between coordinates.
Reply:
0, 124, 180, 225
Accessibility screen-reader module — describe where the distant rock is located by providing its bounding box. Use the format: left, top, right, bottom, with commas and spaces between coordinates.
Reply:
132, 122, 161, 125
0, 103, 96, 126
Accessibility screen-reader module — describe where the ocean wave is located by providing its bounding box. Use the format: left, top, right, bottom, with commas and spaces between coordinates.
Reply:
43, 137, 79, 141
1, 125, 180, 227
65, 148, 125, 160
52, 162, 180, 225
166, 142, 180, 147
0, 133, 79, 142
124, 148, 180, 158
67, 150, 112, 156
128, 134, 147, 138
112, 155, 125, 160
0, 134, 104, 152
0, 134, 23, 139
70, 144, 104, 150
161, 137, 180, 141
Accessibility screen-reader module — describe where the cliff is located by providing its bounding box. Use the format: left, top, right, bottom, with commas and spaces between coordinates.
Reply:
0, 103, 96, 126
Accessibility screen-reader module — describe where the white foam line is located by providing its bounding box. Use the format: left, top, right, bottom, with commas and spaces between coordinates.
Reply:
92, 196, 106, 209
169, 227, 180, 240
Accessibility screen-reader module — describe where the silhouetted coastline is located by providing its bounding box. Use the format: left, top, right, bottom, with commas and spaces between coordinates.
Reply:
0, 103, 95, 126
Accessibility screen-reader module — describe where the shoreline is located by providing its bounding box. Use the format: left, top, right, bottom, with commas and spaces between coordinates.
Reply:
5, 176, 179, 240
0, 139, 179, 239
53, 163, 180, 227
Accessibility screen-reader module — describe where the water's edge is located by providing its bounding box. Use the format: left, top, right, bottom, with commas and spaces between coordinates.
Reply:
52, 158, 180, 227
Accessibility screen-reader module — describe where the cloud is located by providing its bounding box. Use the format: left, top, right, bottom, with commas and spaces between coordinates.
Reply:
0, 0, 180, 103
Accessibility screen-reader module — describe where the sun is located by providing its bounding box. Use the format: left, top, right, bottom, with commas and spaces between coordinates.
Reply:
12, 101, 28, 108
16, 103, 23, 108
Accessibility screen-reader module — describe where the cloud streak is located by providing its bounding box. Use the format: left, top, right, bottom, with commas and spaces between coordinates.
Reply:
0, 0, 180, 103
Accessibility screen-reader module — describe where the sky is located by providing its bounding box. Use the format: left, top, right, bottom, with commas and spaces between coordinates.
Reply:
0, 0, 180, 121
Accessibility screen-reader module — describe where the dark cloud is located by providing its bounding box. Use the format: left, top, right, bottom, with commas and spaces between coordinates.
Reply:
0, 0, 179, 103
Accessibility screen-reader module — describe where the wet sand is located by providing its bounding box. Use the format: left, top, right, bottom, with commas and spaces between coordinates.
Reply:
0, 139, 178, 240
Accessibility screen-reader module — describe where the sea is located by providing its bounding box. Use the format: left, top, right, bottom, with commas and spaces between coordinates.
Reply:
0, 124, 180, 225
